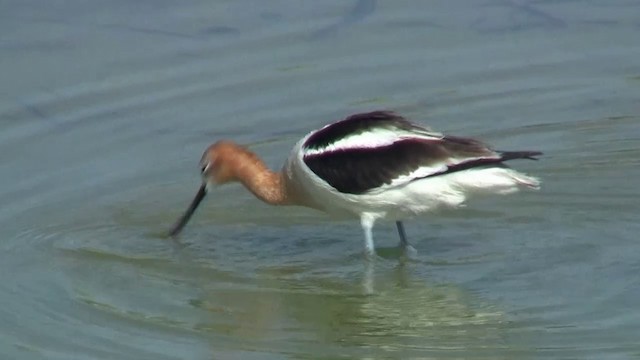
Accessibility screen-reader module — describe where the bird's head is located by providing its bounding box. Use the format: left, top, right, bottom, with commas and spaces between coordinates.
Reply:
199, 141, 240, 187
168, 141, 243, 237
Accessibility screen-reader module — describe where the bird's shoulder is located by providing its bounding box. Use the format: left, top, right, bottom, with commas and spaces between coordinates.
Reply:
302, 111, 442, 154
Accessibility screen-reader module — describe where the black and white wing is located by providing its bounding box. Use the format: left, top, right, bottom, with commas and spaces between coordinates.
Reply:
301, 111, 541, 194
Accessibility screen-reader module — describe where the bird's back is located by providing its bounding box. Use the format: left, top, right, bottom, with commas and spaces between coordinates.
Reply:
286, 111, 540, 218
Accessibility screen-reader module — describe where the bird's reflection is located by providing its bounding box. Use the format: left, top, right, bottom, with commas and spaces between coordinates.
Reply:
192, 255, 513, 359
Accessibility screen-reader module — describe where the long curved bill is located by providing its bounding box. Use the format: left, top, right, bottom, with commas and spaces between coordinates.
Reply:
168, 184, 207, 237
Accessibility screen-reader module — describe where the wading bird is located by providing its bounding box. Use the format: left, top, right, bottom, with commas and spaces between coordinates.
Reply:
169, 111, 541, 257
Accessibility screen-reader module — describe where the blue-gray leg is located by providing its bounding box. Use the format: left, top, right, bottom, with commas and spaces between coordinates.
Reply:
396, 221, 408, 246
396, 221, 417, 258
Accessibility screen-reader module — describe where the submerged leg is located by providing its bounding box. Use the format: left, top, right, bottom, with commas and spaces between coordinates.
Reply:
396, 221, 408, 247
396, 221, 417, 258
360, 214, 377, 258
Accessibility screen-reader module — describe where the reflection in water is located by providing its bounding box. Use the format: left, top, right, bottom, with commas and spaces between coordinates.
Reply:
189, 260, 513, 358
363, 259, 374, 295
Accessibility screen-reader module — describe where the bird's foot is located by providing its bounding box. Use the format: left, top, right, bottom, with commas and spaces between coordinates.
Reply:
400, 243, 418, 260
363, 248, 377, 261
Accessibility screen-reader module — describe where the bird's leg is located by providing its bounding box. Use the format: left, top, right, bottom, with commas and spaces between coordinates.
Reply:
396, 221, 417, 258
360, 214, 377, 258
396, 221, 408, 246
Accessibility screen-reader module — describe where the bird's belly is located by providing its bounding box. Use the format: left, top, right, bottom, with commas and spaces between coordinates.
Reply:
300, 176, 464, 221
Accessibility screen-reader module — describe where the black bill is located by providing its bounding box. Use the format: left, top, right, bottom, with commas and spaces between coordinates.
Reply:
168, 184, 207, 237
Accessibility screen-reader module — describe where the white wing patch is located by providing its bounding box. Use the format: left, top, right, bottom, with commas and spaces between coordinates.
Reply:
371, 156, 501, 193
303, 128, 443, 156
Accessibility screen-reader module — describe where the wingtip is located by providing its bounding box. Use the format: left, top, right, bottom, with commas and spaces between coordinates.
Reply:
499, 150, 543, 161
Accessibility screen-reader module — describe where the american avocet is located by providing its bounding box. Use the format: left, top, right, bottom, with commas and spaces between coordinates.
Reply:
169, 111, 541, 257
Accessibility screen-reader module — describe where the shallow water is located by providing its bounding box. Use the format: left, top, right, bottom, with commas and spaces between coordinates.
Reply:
2, 1, 640, 359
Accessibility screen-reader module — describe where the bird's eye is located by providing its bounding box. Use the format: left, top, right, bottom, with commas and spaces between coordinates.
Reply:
201, 164, 209, 174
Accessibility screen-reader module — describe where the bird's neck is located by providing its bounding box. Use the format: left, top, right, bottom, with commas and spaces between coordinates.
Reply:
231, 149, 292, 206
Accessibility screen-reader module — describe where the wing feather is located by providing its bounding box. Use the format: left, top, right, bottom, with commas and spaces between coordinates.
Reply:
301, 111, 541, 194
302, 111, 442, 155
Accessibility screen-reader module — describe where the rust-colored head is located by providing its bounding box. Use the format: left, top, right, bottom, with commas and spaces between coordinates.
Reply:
199, 140, 243, 186
169, 141, 248, 237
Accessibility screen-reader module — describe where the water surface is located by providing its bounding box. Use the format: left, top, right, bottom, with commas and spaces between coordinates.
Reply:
1, 1, 640, 359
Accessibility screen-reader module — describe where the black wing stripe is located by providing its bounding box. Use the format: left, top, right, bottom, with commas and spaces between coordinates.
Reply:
304, 140, 434, 194
420, 150, 542, 180
303, 137, 541, 195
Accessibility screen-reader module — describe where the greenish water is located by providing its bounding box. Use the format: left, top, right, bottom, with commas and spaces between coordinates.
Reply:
1, 1, 640, 359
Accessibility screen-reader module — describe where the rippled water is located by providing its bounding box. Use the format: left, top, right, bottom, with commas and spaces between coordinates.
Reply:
2, 1, 640, 359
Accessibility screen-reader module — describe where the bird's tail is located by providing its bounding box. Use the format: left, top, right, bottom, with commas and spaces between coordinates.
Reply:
496, 150, 543, 190
498, 150, 543, 161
